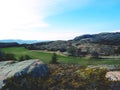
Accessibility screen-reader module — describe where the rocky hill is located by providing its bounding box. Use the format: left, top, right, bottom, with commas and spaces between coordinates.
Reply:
0, 32, 120, 56
24, 32, 120, 56
73, 32, 120, 45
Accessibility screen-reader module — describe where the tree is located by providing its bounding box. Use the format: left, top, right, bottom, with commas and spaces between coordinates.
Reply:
67, 46, 77, 56
50, 53, 58, 64
115, 46, 120, 55
91, 51, 99, 58
76, 48, 81, 56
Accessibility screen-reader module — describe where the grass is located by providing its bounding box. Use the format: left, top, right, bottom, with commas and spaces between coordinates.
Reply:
0, 47, 120, 65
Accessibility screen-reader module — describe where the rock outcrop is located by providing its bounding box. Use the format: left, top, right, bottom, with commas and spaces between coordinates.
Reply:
0, 60, 49, 89
106, 71, 120, 89
106, 71, 120, 81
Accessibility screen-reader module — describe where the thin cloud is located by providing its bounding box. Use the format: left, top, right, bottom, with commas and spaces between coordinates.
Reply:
0, 0, 49, 31
0, 0, 94, 40
0, 0, 92, 30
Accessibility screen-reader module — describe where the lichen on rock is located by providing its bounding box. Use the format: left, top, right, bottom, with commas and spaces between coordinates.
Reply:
0, 60, 49, 89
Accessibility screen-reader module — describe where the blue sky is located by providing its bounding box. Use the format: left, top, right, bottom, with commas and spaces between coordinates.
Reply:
0, 0, 120, 40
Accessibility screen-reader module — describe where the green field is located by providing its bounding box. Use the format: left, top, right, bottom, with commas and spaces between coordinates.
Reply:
0, 47, 120, 65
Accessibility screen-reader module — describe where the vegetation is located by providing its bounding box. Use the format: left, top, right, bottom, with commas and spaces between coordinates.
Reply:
91, 51, 99, 58
0, 42, 20, 48
0, 32, 120, 57
115, 46, 120, 55
0, 50, 32, 61
25, 40, 69, 52
19, 55, 32, 61
1, 64, 115, 90
23, 32, 120, 56
1, 32, 120, 90
67, 46, 77, 56
0, 47, 120, 65
0, 50, 16, 61
74, 32, 120, 45
50, 53, 58, 64
67, 46, 87, 57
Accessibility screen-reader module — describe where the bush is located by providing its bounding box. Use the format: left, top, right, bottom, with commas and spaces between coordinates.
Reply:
2, 65, 112, 90
50, 53, 58, 64
67, 46, 77, 56
0, 51, 16, 61
5, 53, 16, 60
19, 55, 32, 61
1, 75, 49, 90
91, 51, 99, 58
0, 50, 6, 61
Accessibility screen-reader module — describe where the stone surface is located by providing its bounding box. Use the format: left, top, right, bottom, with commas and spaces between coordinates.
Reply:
88, 65, 119, 70
106, 71, 120, 89
106, 71, 120, 81
0, 60, 49, 89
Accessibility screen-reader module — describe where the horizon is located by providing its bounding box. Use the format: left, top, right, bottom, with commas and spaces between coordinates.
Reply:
0, 0, 120, 40
0, 31, 120, 41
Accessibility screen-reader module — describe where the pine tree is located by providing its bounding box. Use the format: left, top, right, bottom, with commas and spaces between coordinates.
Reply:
50, 53, 58, 64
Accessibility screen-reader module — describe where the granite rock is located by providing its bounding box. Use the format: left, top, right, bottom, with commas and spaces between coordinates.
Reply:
0, 60, 49, 88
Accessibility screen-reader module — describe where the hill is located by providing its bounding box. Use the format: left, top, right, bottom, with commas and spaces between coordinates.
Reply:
0, 39, 43, 44
24, 32, 120, 56
0, 32, 120, 56
0, 42, 20, 48
73, 32, 120, 45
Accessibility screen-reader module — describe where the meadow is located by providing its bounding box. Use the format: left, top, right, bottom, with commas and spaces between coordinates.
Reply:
0, 47, 120, 65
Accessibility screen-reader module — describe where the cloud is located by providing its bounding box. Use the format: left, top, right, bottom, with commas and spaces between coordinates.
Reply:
0, 0, 49, 31
0, 0, 92, 29
0, 0, 93, 40
112, 30, 120, 32
0, 28, 85, 40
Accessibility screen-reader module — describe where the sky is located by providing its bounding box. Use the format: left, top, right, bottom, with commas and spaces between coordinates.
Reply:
0, 0, 120, 40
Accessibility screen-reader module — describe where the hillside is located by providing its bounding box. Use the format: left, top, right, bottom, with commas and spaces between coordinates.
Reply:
25, 41, 70, 52
73, 32, 120, 45
0, 32, 120, 56
24, 32, 120, 56
1, 47, 120, 64
0, 42, 20, 48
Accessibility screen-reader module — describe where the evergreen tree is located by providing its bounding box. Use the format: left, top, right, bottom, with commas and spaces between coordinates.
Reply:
50, 53, 58, 64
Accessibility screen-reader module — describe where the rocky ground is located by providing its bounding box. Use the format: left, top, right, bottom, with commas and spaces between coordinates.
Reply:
0, 60, 49, 89
0, 60, 120, 90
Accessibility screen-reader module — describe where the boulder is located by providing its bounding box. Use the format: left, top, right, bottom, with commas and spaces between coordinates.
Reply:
106, 71, 120, 89
106, 71, 120, 81
0, 60, 49, 89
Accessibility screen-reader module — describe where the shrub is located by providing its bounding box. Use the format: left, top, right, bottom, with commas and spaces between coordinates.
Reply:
0, 50, 16, 61
2, 65, 112, 90
50, 53, 58, 64
67, 46, 77, 56
5, 53, 16, 60
0, 50, 6, 61
91, 51, 99, 58
19, 55, 32, 61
